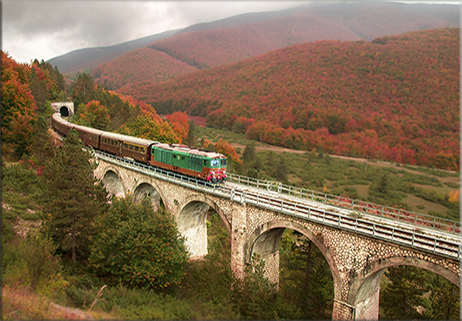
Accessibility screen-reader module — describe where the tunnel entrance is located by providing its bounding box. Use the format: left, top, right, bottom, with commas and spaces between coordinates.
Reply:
59, 106, 69, 117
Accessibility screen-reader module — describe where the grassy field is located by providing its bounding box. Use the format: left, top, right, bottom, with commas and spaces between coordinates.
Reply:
195, 126, 460, 220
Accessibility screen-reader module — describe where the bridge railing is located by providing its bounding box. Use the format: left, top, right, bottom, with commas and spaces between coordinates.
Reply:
93, 151, 461, 260
226, 173, 460, 234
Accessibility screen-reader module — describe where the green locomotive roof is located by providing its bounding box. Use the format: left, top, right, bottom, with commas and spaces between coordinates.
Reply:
152, 143, 226, 159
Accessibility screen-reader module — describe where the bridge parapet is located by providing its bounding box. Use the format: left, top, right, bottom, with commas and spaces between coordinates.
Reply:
227, 173, 461, 235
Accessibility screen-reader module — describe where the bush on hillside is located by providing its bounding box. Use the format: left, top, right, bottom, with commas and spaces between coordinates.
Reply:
89, 197, 189, 290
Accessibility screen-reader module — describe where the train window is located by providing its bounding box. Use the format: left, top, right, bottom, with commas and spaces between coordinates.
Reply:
181, 156, 185, 160
124, 143, 128, 149
221, 159, 227, 166
129, 145, 133, 150
135, 146, 139, 152
141, 148, 145, 153
204, 160, 207, 166
211, 159, 219, 167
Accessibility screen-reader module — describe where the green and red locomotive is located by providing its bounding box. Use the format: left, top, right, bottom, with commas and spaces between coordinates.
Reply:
52, 113, 227, 183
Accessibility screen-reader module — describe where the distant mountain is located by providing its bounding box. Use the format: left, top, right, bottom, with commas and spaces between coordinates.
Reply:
89, 2, 458, 91
46, 5, 300, 75
92, 47, 199, 91
118, 28, 460, 170
47, 29, 181, 75
49, 2, 458, 78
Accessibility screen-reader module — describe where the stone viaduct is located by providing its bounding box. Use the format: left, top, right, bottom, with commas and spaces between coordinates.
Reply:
93, 153, 460, 320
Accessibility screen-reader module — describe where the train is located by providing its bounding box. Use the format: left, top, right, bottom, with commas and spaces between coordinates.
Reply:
51, 113, 227, 183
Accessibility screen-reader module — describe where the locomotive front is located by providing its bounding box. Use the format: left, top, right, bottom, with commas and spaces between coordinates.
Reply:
207, 156, 227, 183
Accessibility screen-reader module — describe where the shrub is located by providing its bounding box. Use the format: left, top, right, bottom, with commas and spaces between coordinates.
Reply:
89, 197, 189, 290
19, 231, 61, 291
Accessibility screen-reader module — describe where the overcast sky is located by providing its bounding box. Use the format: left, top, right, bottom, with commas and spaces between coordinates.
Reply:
3, 1, 458, 65
3, 1, 312, 64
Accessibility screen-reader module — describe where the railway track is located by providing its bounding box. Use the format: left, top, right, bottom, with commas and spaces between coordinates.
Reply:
94, 150, 461, 261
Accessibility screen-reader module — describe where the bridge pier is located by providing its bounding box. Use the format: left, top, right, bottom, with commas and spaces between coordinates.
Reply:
230, 203, 247, 279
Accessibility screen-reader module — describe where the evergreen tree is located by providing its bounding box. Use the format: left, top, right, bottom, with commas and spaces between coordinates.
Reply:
72, 73, 95, 113
185, 119, 196, 147
377, 173, 389, 194
242, 142, 256, 164
380, 266, 427, 320
30, 115, 54, 167
265, 151, 276, 176
41, 129, 109, 264
423, 274, 460, 319
275, 153, 288, 183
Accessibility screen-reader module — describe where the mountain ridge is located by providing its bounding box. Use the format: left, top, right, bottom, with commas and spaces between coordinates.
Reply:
48, 2, 459, 77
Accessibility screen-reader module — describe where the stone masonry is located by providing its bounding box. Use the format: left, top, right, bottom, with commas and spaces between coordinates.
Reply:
51, 102, 74, 117
94, 158, 460, 320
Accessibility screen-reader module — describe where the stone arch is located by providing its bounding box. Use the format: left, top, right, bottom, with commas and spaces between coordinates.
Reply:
51, 102, 74, 116
131, 178, 165, 212
59, 106, 69, 117
348, 255, 460, 320
102, 169, 125, 198
176, 194, 231, 259
245, 220, 342, 300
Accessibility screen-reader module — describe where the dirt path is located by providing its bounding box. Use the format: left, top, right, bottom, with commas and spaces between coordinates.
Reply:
230, 141, 458, 179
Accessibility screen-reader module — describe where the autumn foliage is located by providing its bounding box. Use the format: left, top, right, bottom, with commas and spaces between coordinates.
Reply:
167, 111, 189, 141
1, 52, 37, 158
120, 28, 460, 170
92, 47, 198, 91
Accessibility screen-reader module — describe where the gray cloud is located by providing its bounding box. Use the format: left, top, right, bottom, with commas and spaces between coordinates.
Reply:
2, 1, 308, 63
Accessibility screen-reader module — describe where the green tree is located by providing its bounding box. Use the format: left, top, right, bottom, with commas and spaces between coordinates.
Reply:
89, 197, 189, 290
30, 115, 54, 167
279, 231, 333, 319
41, 129, 109, 264
72, 73, 95, 114
380, 266, 427, 319
231, 255, 278, 319
185, 119, 196, 147
77, 100, 111, 130
275, 153, 288, 183
20, 231, 61, 291
377, 173, 389, 194
423, 274, 460, 320
118, 114, 180, 144
242, 142, 256, 164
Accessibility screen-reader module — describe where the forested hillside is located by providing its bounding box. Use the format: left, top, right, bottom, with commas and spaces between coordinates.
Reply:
92, 47, 199, 91
147, 11, 361, 70
89, 2, 458, 91
119, 28, 460, 170
47, 29, 180, 75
